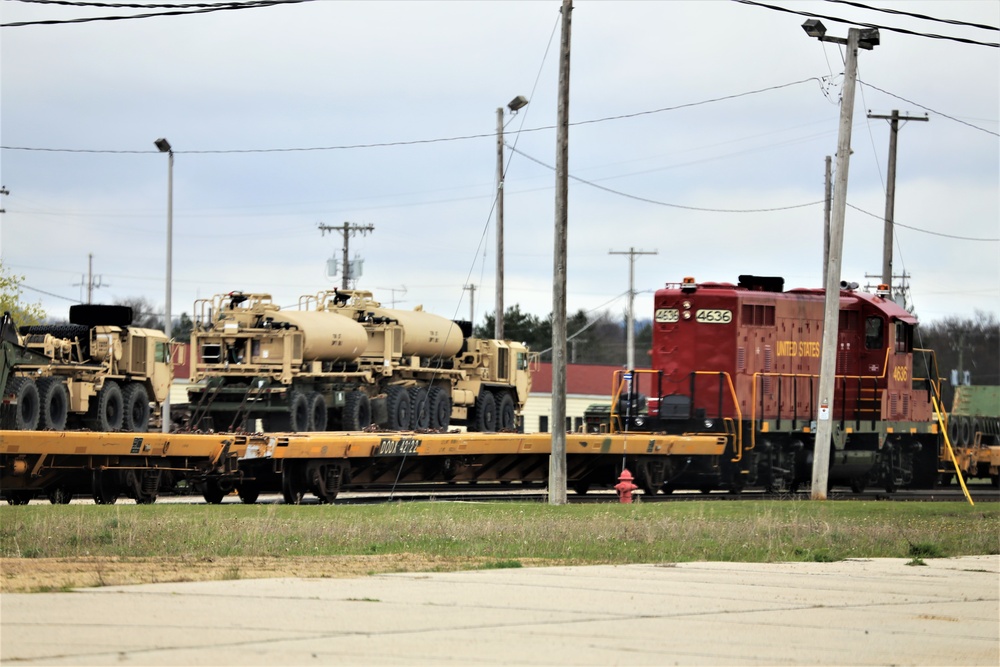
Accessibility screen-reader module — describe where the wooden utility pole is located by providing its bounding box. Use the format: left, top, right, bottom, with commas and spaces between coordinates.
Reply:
808, 24, 879, 500
609, 248, 657, 370
318, 222, 374, 289
867, 110, 928, 286
823, 156, 832, 285
549, 0, 572, 506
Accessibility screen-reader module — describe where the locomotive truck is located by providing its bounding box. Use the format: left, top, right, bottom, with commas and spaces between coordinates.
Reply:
187, 290, 534, 433
608, 275, 946, 495
1, 306, 171, 433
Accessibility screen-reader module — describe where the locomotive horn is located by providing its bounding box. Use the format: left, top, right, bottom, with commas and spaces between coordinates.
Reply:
840, 281, 859, 290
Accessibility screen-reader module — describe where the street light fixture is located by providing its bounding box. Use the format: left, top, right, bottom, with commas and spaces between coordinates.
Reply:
802, 22, 878, 499
155, 137, 173, 434
495, 95, 528, 340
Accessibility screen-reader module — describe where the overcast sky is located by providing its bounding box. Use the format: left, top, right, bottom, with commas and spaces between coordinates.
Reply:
2, 0, 997, 337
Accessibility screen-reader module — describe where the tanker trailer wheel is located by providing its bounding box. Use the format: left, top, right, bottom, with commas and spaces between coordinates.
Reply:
427, 386, 451, 430
307, 392, 328, 431
409, 387, 430, 430
471, 390, 497, 433
2, 377, 40, 431
36, 378, 69, 431
385, 386, 412, 431
91, 469, 120, 505
86, 381, 124, 432
496, 392, 516, 431
121, 383, 151, 433
342, 391, 371, 431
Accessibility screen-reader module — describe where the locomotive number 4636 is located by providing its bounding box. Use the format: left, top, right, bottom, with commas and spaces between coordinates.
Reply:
696, 309, 732, 324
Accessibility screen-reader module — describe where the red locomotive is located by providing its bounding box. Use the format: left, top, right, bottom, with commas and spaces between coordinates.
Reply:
616, 275, 943, 494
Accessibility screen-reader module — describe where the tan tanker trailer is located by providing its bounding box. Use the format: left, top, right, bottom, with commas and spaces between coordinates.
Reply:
187, 290, 534, 433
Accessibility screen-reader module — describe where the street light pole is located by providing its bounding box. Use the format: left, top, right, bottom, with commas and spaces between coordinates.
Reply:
495, 95, 528, 341
154, 137, 173, 434
801, 21, 879, 499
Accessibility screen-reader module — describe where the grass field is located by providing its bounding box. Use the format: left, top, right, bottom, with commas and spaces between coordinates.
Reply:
2, 500, 997, 591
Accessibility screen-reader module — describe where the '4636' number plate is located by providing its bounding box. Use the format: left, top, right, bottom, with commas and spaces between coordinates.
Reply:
696, 309, 732, 324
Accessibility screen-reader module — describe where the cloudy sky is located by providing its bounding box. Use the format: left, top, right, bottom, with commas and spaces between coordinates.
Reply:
2, 0, 997, 337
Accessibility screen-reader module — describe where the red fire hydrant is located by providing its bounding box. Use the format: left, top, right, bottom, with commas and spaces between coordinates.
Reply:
615, 468, 639, 504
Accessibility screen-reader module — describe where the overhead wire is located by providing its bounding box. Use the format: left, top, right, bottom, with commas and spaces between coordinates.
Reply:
732, 0, 1000, 48
822, 0, 999, 32
1, 0, 314, 27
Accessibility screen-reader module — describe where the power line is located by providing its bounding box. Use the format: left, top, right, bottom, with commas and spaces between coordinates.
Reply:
22, 284, 81, 302
823, 0, 999, 32
846, 203, 999, 242
0, 78, 823, 154
11, 0, 279, 7
732, 0, 1000, 48
859, 80, 999, 137
2, 0, 313, 27
506, 144, 823, 214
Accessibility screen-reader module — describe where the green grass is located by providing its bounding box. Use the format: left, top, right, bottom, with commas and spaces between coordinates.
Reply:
1, 501, 997, 564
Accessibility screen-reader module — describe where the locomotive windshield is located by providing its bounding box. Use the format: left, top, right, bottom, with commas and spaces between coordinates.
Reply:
865, 316, 884, 350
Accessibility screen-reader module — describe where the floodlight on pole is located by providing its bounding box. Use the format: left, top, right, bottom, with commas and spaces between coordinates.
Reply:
495, 94, 528, 340
155, 137, 173, 434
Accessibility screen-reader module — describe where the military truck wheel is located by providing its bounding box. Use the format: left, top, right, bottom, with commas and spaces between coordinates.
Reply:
409, 387, 430, 430
471, 390, 497, 433
386, 386, 411, 431
496, 392, 516, 431
342, 391, 371, 431
2, 377, 40, 431
37, 378, 69, 431
88, 382, 124, 432
121, 383, 151, 433
427, 386, 451, 430
308, 392, 328, 431
286, 391, 311, 432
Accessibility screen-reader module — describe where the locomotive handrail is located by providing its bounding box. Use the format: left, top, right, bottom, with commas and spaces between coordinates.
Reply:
609, 369, 744, 463
932, 395, 974, 506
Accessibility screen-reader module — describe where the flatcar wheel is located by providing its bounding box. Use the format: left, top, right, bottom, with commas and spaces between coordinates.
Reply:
203, 479, 227, 504
238, 481, 260, 504
47, 486, 73, 504
5, 491, 33, 505
91, 469, 119, 505
282, 462, 306, 505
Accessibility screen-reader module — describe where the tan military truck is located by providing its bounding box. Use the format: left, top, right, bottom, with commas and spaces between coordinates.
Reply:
187, 290, 535, 433
1, 305, 171, 432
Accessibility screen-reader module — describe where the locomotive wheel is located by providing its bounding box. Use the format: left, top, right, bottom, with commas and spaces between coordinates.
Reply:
409, 387, 430, 430
37, 378, 69, 431
472, 390, 497, 433
91, 469, 120, 505
287, 391, 311, 432
2, 377, 40, 431
496, 392, 516, 431
342, 391, 371, 431
307, 392, 328, 431
385, 386, 411, 431
87, 382, 124, 432
121, 383, 151, 433
849, 476, 868, 494
427, 386, 451, 430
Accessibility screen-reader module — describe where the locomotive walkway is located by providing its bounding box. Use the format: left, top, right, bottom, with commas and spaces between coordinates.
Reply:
2, 556, 997, 665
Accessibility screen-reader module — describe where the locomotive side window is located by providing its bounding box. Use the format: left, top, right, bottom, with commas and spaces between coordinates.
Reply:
865, 316, 884, 350
894, 321, 913, 353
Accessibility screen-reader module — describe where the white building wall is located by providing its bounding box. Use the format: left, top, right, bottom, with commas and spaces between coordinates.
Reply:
521, 393, 609, 434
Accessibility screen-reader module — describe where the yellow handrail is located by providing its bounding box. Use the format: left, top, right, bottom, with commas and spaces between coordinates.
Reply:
932, 396, 974, 506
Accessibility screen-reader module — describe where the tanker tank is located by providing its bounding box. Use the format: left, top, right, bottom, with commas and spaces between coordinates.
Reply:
265, 309, 368, 362
365, 305, 464, 359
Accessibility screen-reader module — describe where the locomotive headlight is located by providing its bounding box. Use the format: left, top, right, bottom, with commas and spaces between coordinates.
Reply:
704, 419, 714, 429
683, 311, 692, 320
682, 301, 691, 310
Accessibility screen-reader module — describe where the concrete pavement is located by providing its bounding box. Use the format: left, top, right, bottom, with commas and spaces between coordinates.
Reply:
2, 556, 998, 666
